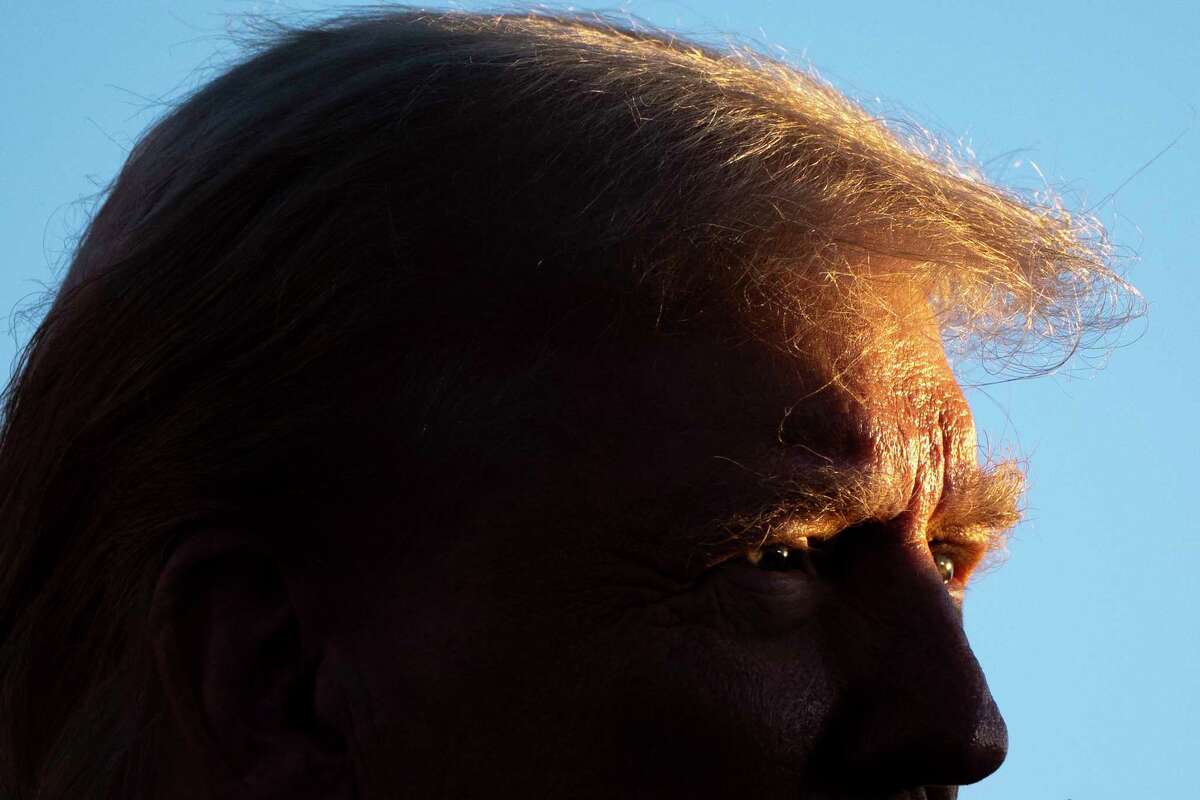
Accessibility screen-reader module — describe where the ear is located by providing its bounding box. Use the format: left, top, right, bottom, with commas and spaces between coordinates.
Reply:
149, 530, 356, 800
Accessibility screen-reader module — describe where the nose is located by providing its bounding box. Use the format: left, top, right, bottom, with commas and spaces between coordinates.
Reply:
820, 522, 1008, 791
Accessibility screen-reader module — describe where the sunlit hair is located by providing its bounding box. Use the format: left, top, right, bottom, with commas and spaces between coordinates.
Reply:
376, 10, 1138, 373
0, 6, 1138, 799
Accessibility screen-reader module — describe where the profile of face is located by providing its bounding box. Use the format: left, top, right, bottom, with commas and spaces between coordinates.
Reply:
154, 291, 1011, 799
0, 11, 1139, 800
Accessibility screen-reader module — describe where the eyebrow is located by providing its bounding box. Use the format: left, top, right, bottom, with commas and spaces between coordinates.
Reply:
697, 457, 1025, 560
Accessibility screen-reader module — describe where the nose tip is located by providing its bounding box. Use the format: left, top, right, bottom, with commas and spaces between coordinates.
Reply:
832, 667, 1008, 789
965, 704, 1009, 781
914, 681, 1009, 786
902, 642, 1009, 784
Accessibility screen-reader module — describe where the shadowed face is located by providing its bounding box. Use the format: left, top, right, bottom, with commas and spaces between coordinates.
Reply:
325, 295, 1014, 799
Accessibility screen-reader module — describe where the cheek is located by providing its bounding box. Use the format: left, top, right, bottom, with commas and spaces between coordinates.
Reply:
666, 562, 830, 637
579, 569, 842, 777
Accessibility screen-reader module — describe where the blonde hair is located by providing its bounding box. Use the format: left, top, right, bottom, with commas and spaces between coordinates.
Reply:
364, 10, 1140, 374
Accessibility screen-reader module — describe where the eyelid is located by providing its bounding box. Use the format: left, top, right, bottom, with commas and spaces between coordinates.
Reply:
717, 517, 1006, 574
745, 533, 818, 562
758, 520, 1001, 553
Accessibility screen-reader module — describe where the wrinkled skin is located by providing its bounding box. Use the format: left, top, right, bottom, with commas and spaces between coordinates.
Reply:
152, 297, 1008, 799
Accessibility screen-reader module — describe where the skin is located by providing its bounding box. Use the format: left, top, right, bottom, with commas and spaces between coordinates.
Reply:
151, 291, 1010, 799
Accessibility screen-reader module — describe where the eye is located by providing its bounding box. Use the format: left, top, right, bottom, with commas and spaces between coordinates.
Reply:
746, 539, 822, 574
929, 541, 965, 586
933, 551, 955, 584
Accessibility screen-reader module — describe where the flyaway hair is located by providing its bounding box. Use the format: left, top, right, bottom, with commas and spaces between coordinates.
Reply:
0, 6, 1139, 800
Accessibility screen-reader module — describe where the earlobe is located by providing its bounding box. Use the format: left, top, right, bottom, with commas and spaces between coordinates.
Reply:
149, 530, 355, 800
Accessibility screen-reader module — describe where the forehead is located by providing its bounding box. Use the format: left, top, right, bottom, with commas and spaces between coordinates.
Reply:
677, 285, 961, 414
480, 293, 986, 580
562, 289, 977, 496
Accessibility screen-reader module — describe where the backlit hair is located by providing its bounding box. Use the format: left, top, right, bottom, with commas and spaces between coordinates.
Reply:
0, 7, 1139, 799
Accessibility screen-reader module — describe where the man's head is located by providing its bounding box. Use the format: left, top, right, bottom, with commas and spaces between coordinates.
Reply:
0, 9, 1136, 799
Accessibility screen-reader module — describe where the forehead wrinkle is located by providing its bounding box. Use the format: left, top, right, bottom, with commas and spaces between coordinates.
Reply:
682, 287, 1016, 561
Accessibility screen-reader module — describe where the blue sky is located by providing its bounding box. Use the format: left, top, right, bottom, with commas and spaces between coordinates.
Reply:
3, 2, 1197, 797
